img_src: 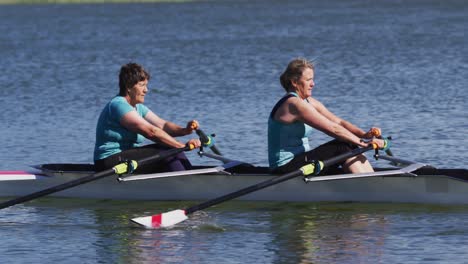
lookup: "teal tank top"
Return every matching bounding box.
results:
[94,96,149,161]
[268,92,313,169]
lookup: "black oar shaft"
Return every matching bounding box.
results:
[322,145,373,167]
[137,146,189,167]
[185,170,302,215]
[185,145,374,215]
[0,146,189,210]
[0,169,113,210]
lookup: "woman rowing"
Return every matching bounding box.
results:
[94,62,201,173]
[268,58,386,174]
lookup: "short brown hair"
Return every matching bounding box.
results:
[119,63,151,96]
[279,58,314,92]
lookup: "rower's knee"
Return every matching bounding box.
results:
[343,154,374,173]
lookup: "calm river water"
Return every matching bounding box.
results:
[0,0,467,263]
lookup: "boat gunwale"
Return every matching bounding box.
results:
[29,162,468,183]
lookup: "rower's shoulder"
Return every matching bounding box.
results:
[306,96,320,103]
[283,95,304,104]
[288,96,318,107]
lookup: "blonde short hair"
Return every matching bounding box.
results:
[279,58,314,92]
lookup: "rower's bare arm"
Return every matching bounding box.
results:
[162,121,194,137]
[144,111,193,137]
[295,100,366,147]
[310,97,366,138]
[144,111,167,129]
[120,111,186,148]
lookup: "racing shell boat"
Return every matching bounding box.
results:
[1,151,467,205]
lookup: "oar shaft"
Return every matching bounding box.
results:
[0,169,112,210]
[0,146,189,210]
[185,145,373,215]
[185,169,302,215]
[135,146,189,167]
[322,145,373,167]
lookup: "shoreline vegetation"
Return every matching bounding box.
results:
[0,0,195,4]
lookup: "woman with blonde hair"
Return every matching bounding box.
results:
[268,58,385,174]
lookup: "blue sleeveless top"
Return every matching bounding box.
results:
[268,92,313,169]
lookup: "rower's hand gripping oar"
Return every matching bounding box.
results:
[131,144,378,229]
[368,128,401,166]
[0,144,196,210]
[370,128,393,156]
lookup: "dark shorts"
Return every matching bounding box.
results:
[94,143,192,174]
[272,139,358,174]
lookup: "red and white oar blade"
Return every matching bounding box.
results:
[131,209,188,229]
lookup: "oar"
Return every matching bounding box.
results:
[0,145,194,210]
[196,129,222,156]
[369,128,399,167]
[370,128,393,156]
[131,144,377,229]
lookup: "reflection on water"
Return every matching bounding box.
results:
[3,199,468,263]
[266,204,387,263]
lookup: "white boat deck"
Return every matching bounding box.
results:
[0,171,48,181]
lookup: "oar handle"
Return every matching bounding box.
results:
[370,128,382,138]
[369,128,394,157]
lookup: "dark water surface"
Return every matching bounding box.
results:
[0,0,467,263]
